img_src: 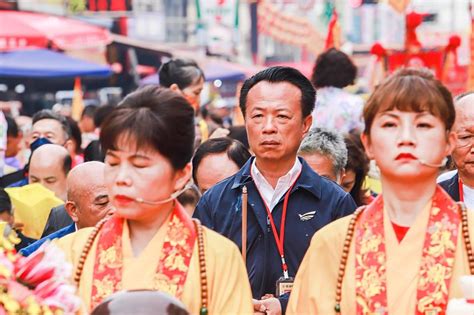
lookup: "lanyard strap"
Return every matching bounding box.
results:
[459,176,464,202]
[251,169,301,278]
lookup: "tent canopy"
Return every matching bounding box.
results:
[141,60,250,86]
[0,49,112,78]
[0,10,111,51]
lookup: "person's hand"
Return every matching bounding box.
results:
[253,297,282,315]
[12,222,24,231]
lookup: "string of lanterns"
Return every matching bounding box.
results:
[257,0,325,55]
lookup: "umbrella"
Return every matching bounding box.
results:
[0,10,111,51]
[0,49,112,78]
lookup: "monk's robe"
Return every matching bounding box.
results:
[58,214,253,314]
[288,188,474,315]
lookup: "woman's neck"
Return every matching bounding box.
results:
[127,201,174,257]
[255,156,296,188]
[381,175,437,226]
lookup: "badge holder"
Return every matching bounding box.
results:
[275,276,294,296]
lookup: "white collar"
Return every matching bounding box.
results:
[251,158,302,211]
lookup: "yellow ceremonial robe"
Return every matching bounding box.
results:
[58,218,253,314]
[287,201,474,315]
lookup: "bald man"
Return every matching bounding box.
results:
[440,92,474,209]
[28,144,71,201]
[20,162,113,256]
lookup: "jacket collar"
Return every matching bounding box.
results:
[231,156,322,199]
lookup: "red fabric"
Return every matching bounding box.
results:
[89,0,96,11]
[0,11,111,51]
[90,203,196,310]
[355,186,461,314]
[391,221,410,242]
[97,0,107,11]
[110,0,126,11]
[325,10,338,50]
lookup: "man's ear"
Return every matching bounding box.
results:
[445,130,457,157]
[336,169,346,186]
[63,139,75,155]
[302,115,313,138]
[169,84,181,93]
[65,201,79,223]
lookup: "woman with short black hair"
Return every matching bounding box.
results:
[58,86,253,314]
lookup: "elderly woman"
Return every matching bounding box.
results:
[310,48,364,133]
[288,68,474,315]
[58,86,253,314]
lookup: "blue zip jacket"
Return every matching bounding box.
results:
[193,157,357,312]
[19,223,76,257]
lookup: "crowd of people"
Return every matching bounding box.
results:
[0,48,473,315]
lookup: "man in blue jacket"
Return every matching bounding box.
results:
[193,67,357,314]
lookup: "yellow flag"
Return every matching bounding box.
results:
[71,77,84,121]
[6,184,64,239]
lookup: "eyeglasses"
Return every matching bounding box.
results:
[456,133,474,148]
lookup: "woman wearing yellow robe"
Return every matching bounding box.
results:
[58,86,253,314]
[288,68,474,315]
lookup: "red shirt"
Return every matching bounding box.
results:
[392,221,410,242]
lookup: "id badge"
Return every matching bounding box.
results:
[275,276,294,296]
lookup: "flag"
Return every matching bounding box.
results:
[6,184,63,239]
[71,77,84,121]
[468,10,474,90]
[325,9,341,50]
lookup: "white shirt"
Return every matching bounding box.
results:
[251,158,302,212]
[462,184,474,210]
[437,170,457,183]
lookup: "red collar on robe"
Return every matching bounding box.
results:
[355,186,460,315]
[90,202,196,310]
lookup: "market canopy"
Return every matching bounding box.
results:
[0,49,112,78]
[141,60,249,86]
[0,10,111,51]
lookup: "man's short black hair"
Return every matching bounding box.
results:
[239,66,316,118]
[0,188,12,215]
[192,137,251,185]
[66,117,82,154]
[81,104,98,119]
[311,48,357,89]
[94,104,115,129]
[5,115,19,138]
[32,109,71,140]
[62,153,72,176]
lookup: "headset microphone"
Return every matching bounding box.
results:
[134,181,195,205]
[418,157,448,168]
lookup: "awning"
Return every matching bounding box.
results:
[0,10,111,51]
[0,49,112,78]
[141,60,255,85]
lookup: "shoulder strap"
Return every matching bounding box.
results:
[74,217,109,286]
[458,202,474,274]
[334,206,365,314]
[193,218,209,315]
